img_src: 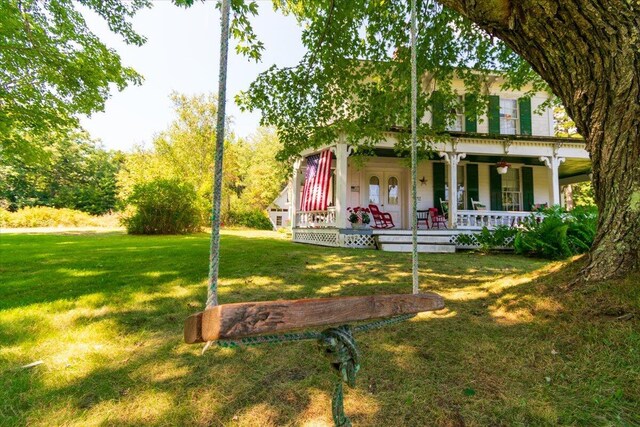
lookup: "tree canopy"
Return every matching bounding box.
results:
[235,0,547,160]
[0,0,148,159]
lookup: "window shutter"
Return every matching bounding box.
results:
[522,166,534,211]
[466,164,479,208]
[431,91,444,129]
[433,162,446,212]
[489,166,503,211]
[519,97,532,135]
[464,94,477,132]
[488,95,500,134]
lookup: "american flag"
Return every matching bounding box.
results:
[300,150,332,211]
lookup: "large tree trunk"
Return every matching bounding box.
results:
[440,0,640,281]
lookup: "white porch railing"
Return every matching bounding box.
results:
[295,207,336,228]
[456,210,543,230]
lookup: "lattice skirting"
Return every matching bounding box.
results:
[293,230,340,247]
[449,232,515,249]
[341,234,376,249]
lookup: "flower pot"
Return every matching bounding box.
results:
[497,166,509,175]
[351,223,364,230]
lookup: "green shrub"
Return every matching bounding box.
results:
[121,179,202,234]
[476,225,518,251]
[224,208,274,230]
[514,205,597,259]
[0,207,101,227]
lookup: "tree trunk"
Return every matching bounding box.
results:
[440,0,640,280]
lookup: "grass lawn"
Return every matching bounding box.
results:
[1,230,638,426]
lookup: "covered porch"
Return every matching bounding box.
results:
[290,132,591,250]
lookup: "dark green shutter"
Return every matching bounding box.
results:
[522,166,534,211]
[518,97,532,135]
[488,95,500,134]
[464,94,477,133]
[489,166,503,211]
[466,164,479,208]
[431,91,444,129]
[433,162,446,212]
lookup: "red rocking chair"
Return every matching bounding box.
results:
[368,204,396,229]
[428,207,447,229]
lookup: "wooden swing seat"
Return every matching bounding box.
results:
[184,292,444,344]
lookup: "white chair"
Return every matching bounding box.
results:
[471,199,487,211]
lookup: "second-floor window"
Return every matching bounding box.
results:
[500,99,519,134]
[446,95,464,132]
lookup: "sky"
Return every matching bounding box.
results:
[79,1,306,152]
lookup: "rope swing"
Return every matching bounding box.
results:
[185,1,443,425]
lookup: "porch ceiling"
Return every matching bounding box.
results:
[558,158,592,178]
[362,150,591,179]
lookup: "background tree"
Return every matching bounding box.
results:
[0,130,122,214]
[232,0,638,281]
[0,0,148,160]
[118,93,286,226]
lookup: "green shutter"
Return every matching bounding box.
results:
[431,91,444,129]
[488,95,500,134]
[464,94,477,133]
[518,97,532,135]
[522,166,534,211]
[466,163,479,208]
[433,162,446,212]
[489,166,503,211]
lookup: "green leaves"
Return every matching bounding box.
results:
[234,0,543,161]
[0,0,147,155]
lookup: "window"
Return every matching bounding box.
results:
[276,216,282,226]
[369,176,380,204]
[500,99,518,135]
[502,168,521,211]
[388,176,399,205]
[444,165,466,209]
[446,95,464,132]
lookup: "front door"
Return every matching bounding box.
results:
[366,171,403,227]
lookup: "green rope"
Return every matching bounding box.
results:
[214,314,416,348]
[318,325,360,427]
[206,0,231,308]
[410,0,419,295]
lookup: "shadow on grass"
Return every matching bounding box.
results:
[2,232,638,426]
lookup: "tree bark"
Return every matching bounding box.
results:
[439,0,640,281]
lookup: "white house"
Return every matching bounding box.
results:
[267,184,291,230]
[289,75,591,252]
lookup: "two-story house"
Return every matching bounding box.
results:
[287,74,591,252]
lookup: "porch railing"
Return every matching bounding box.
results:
[456,210,543,230]
[295,207,336,228]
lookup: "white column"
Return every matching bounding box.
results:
[440,151,466,228]
[333,142,349,229]
[290,159,302,229]
[540,156,565,206]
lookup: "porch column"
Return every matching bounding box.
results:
[333,142,349,229]
[539,156,565,206]
[440,151,466,228]
[290,158,302,228]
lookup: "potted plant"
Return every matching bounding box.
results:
[347,207,371,229]
[496,160,511,175]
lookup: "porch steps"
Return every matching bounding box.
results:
[373,230,457,253]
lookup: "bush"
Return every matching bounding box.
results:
[0,207,101,227]
[121,179,202,234]
[476,225,518,251]
[514,205,597,259]
[224,208,274,230]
